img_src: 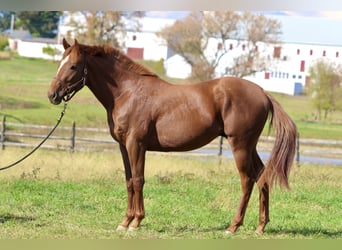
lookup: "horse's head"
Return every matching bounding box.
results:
[48,38,87,105]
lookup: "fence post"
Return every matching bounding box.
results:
[1,115,6,150]
[218,136,223,156]
[296,132,300,167]
[70,121,76,152]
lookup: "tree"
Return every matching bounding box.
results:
[226,12,281,77]
[308,59,342,120]
[0,11,15,32]
[16,11,62,38]
[158,11,282,81]
[65,11,144,48]
[157,12,209,80]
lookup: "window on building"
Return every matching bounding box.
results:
[300,60,305,72]
[297,49,300,55]
[264,72,270,79]
[310,49,313,56]
[273,46,281,58]
[323,50,326,57]
[336,52,339,58]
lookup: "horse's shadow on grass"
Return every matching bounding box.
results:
[0,213,35,224]
[266,228,342,238]
[196,225,342,238]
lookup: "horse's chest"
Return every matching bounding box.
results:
[111,114,149,144]
[111,96,152,143]
[111,124,126,143]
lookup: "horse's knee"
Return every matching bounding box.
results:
[132,176,145,191]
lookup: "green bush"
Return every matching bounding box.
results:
[0,35,9,51]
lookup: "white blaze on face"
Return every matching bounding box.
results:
[57,55,70,75]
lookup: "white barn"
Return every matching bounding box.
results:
[17,38,63,60]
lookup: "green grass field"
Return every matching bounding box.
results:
[0,148,341,239]
[0,56,341,239]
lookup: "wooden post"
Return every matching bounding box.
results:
[71,121,76,152]
[296,132,300,167]
[1,116,5,150]
[218,136,223,156]
[218,136,223,165]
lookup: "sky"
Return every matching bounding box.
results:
[145,11,342,46]
[261,11,342,46]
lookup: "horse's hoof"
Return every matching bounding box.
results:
[116,225,128,231]
[255,229,264,235]
[224,230,234,236]
[255,225,265,235]
[128,226,139,232]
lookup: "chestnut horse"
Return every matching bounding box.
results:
[48,39,297,234]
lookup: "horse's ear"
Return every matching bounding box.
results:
[74,39,80,50]
[74,39,80,48]
[62,38,70,50]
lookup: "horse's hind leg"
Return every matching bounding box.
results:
[226,140,255,234]
[256,181,269,234]
[226,140,270,234]
[253,150,270,234]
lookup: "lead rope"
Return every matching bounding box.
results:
[0,102,68,171]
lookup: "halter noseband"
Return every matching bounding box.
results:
[62,66,87,102]
[54,53,88,102]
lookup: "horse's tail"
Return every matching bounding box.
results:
[258,92,297,190]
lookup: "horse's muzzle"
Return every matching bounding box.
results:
[48,91,63,105]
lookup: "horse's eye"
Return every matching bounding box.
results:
[70,65,77,71]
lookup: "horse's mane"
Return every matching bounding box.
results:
[80,44,158,77]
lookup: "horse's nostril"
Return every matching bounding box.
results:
[52,92,58,101]
[48,91,61,105]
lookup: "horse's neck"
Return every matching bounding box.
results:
[85,69,115,110]
[85,59,135,111]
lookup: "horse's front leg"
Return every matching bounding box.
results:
[119,140,146,231]
[129,175,145,230]
[117,145,135,230]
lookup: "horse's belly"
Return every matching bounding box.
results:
[148,123,220,152]
[149,136,218,152]
[149,97,223,151]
